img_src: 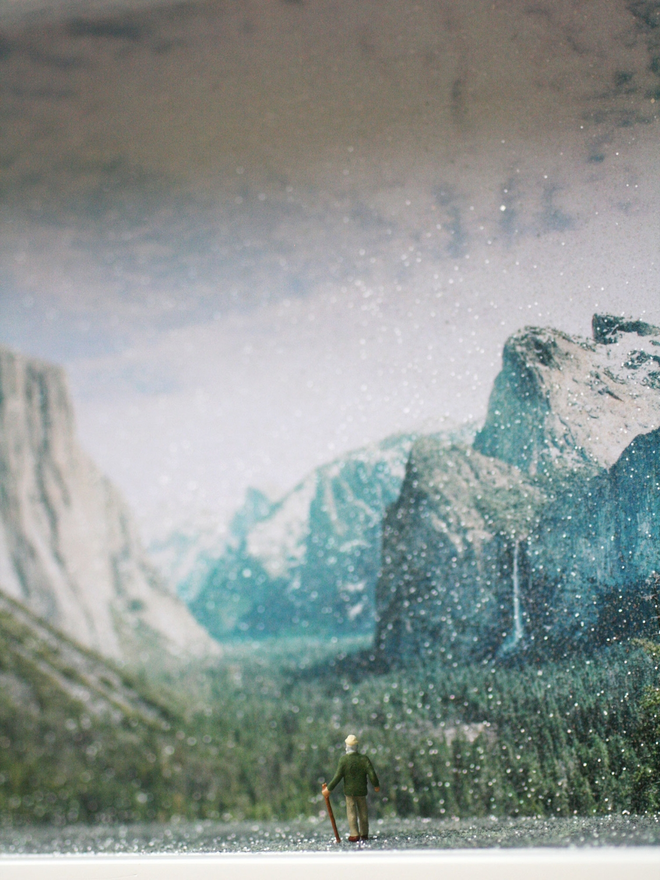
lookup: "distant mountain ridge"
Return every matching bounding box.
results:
[0,346,216,662]
[375,315,660,665]
[159,434,418,639]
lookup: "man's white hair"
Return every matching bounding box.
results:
[345,733,359,753]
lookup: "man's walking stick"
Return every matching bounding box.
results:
[322,784,341,843]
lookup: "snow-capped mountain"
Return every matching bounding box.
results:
[175,435,417,639]
[148,488,275,604]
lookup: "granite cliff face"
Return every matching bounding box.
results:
[376,316,660,664]
[375,439,542,664]
[524,424,660,655]
[0,347,216,661]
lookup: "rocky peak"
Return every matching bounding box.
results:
[0,346,217,662]
[474,317,660,475]
[177,434,415,639]
[592,313,660,345]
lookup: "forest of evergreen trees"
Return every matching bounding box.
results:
[3,635,660,824]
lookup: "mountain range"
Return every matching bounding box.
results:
[196,435,418,639]
[12,312,658,665]
[153,434,418,639]
[155,313,660,660]
[375,315,660,664]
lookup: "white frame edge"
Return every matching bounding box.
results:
[1,848,659,880]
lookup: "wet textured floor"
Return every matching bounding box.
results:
[1,816,660,854]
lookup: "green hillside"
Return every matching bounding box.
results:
[0,592,220,825]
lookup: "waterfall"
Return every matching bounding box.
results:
[512,541,523,644]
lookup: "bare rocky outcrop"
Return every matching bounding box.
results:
[0,346,217,661]
[375,316,660,665]
[374,439,542,664]
[473,315,660,474]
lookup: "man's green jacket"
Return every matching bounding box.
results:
[327,752,380,797]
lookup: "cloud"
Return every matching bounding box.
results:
[432,185,469,258]
[539,184,573,233]
[66,16,149,40]
[2,0,660,535]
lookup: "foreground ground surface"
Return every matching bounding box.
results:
[1,816,660,854]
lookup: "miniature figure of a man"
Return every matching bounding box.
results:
[322,733,380,842]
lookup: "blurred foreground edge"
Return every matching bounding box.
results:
[1,849,660,880]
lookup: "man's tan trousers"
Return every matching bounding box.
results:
[345,795,369,839]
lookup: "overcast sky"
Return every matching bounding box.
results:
[1,0,659,540]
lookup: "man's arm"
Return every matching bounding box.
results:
[366,756,380,791]
[324,755,346,792]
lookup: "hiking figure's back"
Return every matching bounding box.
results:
[322,734,380,841]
